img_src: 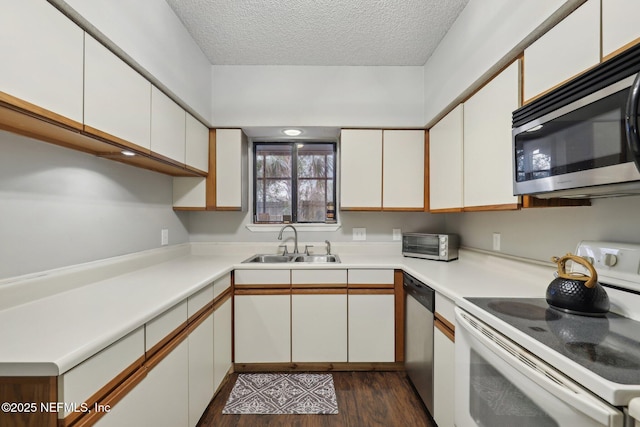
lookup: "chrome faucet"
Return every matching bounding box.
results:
[325,240,331,255]
[277,225,299,254]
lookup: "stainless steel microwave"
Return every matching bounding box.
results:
[512,43,640,198]
[402,233,459,261]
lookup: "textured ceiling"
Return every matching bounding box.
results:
[164,0,469,66]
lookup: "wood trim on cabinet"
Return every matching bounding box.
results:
[347,288,394,295]
[347,283,394,289]
[233,362,404,373]
[144,324,191,372]
[234,288,291,296]
[602,36,640,62]
[58,355,145,427]
[291,288,347,295]
[381,207,425,212]
[394,270,405,363]
[71,366,148,427]
[429,207,464,214]
[206,129,216,210]
[463,203,520,212]
[424,130,430,212]
[83,125,152,156]
[213,206,244,211]
[523,63,600,105]
[0,376,57,427]
[213,288,232,310]
[233,284,291,290]
[434,313,455,335]
[145,320,189,361]
[521,195,590,208]
[434,316,455,343]
[0,91,83,131]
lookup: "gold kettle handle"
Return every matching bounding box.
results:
[551,253,598,289]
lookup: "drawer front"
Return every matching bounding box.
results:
[58,327,144,418]
[187,283,214,319]
[145,300,188,352]
[213,273,231,298]
[291,269,347,286]
[234,269,290,286]
[435,293,456,327]
[348,269,394,286]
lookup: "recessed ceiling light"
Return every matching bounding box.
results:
[121,150,136,157]
[283,128,302,136]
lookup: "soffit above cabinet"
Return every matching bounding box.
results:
[164,0,469,66]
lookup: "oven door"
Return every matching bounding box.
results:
[455,308,624,427]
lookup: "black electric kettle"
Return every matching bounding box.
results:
[546,253,610,316]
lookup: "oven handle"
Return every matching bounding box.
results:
[625,72,640,173]
[456,309,623,427]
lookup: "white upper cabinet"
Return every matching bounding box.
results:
[215,129,248,210]
[84,35,151,150]
[185,114,209,172]
[0,0,84,125]
[151,86,186,164]
[340,129,383,209]
[463,60,520,209]
[523,0,600,101]
[429,105,464,211]
[602,0,640,59]
[383,130,425,210]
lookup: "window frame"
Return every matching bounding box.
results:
[252,141,337,224]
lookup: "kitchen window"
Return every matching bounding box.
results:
[253,142,336,224]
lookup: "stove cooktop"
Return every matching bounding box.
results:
[465,297,640,386]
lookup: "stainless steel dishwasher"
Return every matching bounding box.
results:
[404,272,435,414]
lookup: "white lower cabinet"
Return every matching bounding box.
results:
[433,322,455,427]
[348,294,395,362]
[188,313,214,427]
[95,340,189,427]
[214,297,232,391]
[234,294,291,363]
[291,293,347,362]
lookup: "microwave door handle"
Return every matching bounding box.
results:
[625,72,640,172]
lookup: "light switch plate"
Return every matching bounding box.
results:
[492,232,501,251]
[393,229,402,241]
[161,229,169,246]
[353,228,366,241]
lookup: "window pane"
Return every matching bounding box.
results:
[298,179,326,222]
[298,154,326,178]
[265,179,292,217]
[255,156,264,179]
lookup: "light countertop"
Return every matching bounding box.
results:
[0,244,554,376]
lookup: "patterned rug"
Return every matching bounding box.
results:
[222,373,339,415]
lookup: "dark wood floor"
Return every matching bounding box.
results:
[197,371,435,427]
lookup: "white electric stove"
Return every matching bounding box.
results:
[456,241,640,427]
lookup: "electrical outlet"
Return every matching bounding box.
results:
[353,228,367,241]
[393,228,402,241]
[161,229,169,246]
[492,232,501,251]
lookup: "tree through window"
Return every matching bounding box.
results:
[254,142,336,223]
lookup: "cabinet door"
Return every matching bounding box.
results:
[433,327,455,427]
[151,86,186,164]
[602,0,640,59]
[291,293,347,362]
[213,297,232,392]
[173,177,207,209]
[186,114,209,172]
[348,293,395,362]
[215,129,248,210]
[340,129,383,209]
[84,35,151,150]
[0,0,84,124]
[234,294,291,363]
[383,130,425,210]
[463,60,520,209]
[95,340,189,427]
[188,313,214,427]
[429,105,464,211]
[524,0,600,101]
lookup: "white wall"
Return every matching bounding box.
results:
[50,0,212,123]
[423,0,583,126]
[188,211,445,245]
[0,131,189,280]
[446,197,640,262]
[212,65,424,127]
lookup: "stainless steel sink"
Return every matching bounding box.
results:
[293,255,340,263]
[242,253,340,263]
